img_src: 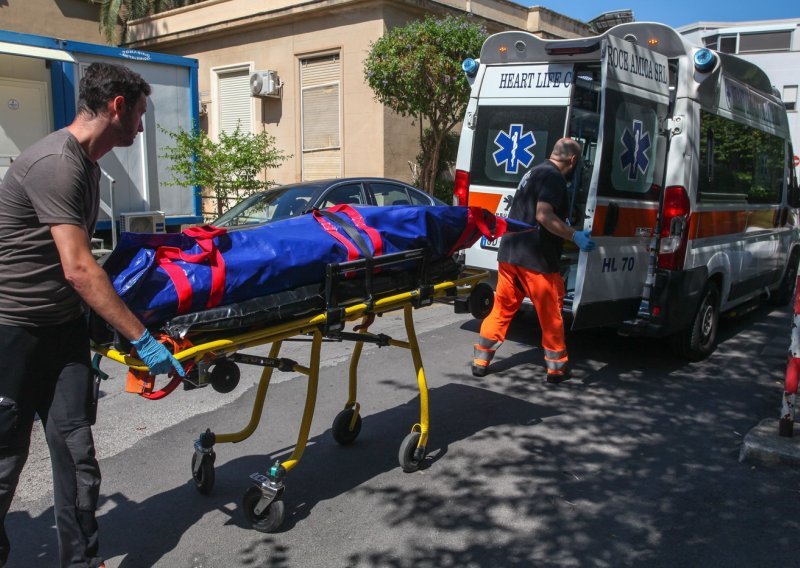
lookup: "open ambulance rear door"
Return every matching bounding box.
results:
[570,34,671,329]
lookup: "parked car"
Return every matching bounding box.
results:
[212,177,447,227]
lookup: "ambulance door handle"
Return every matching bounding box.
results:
[603,202,619,236]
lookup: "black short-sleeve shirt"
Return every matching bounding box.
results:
[497,160,569,274]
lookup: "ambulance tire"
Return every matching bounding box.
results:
[769,251,799,306]
[469,283,495,320]
[242,486,285,533]
[672,281,720,362]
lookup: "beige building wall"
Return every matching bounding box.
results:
[0,0,106,44]
[124,0,591,190]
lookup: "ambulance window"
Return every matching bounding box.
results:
[596,90,662,201]
[470,106,568,188]
[698,110,783,205]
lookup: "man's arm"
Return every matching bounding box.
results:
[50,223,145,341]
[535,200,575,241]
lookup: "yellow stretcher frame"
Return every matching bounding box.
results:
[93,268,489,532]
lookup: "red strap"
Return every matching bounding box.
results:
[447,207,509,256]
[312,210,361,261]
[328,204,384,257]
[154,225,228,315]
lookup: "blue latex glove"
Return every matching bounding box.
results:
[132,330,185,377]
[572,230,597,252]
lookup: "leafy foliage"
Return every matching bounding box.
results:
[159,123,289,218]
[90,0,202,44]
[364,15,485,194]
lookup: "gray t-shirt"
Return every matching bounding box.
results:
[0,128,100,327]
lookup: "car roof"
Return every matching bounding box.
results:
[276,177,416,191]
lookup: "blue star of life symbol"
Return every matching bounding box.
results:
[619,119,651,181]
[493,124,535,174]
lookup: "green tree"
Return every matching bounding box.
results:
[159,123,289,218]
[364,15,486,195]
[89,0,201,44]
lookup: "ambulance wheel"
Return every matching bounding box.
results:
[191,452,215,495]
[469,283,494,320]
[398,431,424,473]
[769,251,799,306]
[332,409,362,445]
[673,281,720,362]
[242,486,285,533]
[210,360,240,394]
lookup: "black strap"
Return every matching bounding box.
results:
[316,209,373,259]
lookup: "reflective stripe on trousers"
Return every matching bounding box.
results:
[477,261,568,372]
[473,337,503,367]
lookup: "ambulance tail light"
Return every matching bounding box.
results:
[657,186,690,270]
[454,169,470,207]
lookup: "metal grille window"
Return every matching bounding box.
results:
[783,85,797,111]
[217,68,252,135]
[301,54,341,180]
[739,31,792,53]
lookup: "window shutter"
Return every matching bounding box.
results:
[301,54,341,180]
[218,69,252,135]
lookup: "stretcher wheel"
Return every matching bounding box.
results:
[332,409,362,445]
[210,360,240,394]
[242,486,285,533]
[191,452,216,495]
[469,282,494,320]
[398,431,424,473]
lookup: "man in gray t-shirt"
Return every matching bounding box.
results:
[0,62,183,568]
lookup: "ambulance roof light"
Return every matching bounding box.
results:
[462,58,479,77]
[693,48,716,73]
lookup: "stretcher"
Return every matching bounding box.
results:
[91,247,492,533]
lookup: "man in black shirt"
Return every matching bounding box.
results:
[472,138,596,382]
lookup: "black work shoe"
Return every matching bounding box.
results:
[472,364,488,377]
[545,370,571,384]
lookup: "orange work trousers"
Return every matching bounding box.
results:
[473,262,568,377]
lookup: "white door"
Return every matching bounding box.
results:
[570,35,670,329]
[0,78,50,181]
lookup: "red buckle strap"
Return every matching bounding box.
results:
[447,206,509,256]
[312,210,361,261]
[155,225,228,315]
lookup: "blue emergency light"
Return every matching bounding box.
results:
[693,48,716,73]
[462,58,479,77]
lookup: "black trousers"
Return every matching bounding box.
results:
[0,317,102,568]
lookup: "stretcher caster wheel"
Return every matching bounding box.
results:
[191,452,216,495]
[242,486,285,533]
[332,408,362,445]
[469,282,494,320]
[398,431,425,472]
[210,360,240,394]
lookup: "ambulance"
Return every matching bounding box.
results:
[454,22,800,360]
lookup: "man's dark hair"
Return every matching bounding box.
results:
[77,62,151,116]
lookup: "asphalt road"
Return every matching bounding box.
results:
[7,300,799,567]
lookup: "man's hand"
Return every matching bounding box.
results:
[572,230,597,252]
[132,330,186,376]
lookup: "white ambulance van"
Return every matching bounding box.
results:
[455,22,800,360]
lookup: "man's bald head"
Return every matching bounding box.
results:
[550,138,582,162]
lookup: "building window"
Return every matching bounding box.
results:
[300,53,341,180]
[702,35,718,50]
[718,36,737,53]
[784,85,798,112]
[216,67,252,135]
[738,31,792,53]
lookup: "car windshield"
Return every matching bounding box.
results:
[213,186,317,227]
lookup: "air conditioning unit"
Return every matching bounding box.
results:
[119,211,166,234]
[250,70,281,98]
